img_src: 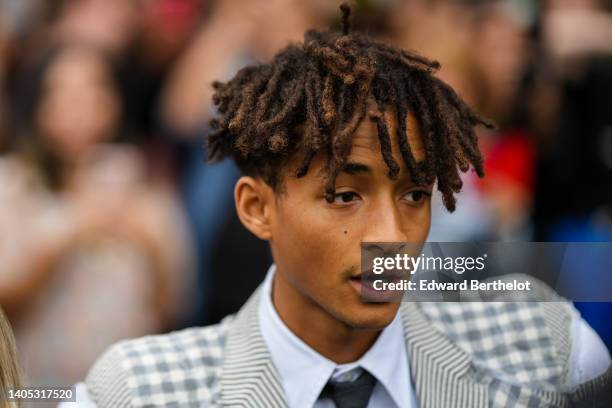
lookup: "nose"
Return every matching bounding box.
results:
[361,202,407,245]
[361,206,408,267]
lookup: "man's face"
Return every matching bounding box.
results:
[267,104,432,330]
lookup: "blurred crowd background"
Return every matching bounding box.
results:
[0,0,611,394]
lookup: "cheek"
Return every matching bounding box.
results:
[406,201,432,241]
[276,205,339,258]
[272,199,354,284]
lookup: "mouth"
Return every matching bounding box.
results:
[348,269,408,302]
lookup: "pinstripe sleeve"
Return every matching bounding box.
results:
[570,363,612,408]
[84,342,132,408]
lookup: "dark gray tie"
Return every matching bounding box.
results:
[320,369,377,408]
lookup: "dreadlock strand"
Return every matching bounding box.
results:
[402,73,438,183]
[295,148,317,178]
[322,74,336,127]
[340,2,351,35]
[391,73,424,184]
[370,114,400,179]
[256,77,306,136]
[228,70,271,133]
[425,78,471,173]
[304,70,325,150]
[254,63,292,125]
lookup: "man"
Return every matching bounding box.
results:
[72,4,611,407]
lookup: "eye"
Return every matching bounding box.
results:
[333,191,361,204]
[404,190,431,204]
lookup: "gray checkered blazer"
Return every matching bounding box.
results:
[85,275,611,407]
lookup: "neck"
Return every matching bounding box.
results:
[271,269,381,364]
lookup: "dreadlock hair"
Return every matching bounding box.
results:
[206,3,493,212]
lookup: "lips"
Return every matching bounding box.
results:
[349,269,409,302]
[350,269,406,282]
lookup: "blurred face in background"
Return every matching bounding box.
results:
[218,0,343,59]
[35,47,121,162]
[58,0,141,56]
[472,8,528,122]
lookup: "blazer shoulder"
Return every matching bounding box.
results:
[85,315,236,408]
[416,275,578,391]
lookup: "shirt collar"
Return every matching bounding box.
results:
[258,264,412,408]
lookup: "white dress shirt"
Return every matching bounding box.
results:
[259,264,418,408]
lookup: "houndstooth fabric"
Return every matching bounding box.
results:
[85,316,235,407]
[420,301,576,407]
[85,274,611,407]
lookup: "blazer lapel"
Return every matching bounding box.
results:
[400,302,489,408]
[220,286,289,407]
[220,287,489,407]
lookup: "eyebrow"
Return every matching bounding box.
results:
[339,161,372,175]
[337,160,432,188]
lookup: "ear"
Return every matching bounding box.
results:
[234,176,273,241]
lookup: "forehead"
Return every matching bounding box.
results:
[283,100,427,185]
[46,49,108,87]
[347,102,426,168]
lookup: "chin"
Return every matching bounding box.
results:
[340,301,401,331]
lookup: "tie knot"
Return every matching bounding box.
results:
[320,369,377,408]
